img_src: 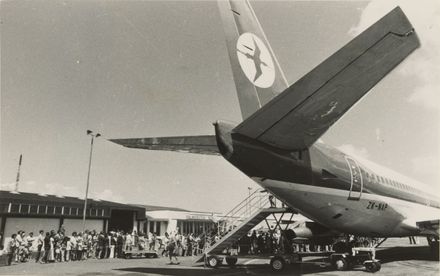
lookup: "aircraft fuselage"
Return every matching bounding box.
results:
[214,121,440,237]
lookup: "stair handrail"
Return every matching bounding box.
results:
[219,191,262,223]
[217,191,270,234]
[221,188,263,220]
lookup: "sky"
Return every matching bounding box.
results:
[1,0,439,213]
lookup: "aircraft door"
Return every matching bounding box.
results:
[345,156,363,200]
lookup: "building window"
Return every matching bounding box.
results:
[37,205,45,214]
[70,207,78,216]
[10,203,19,213]
[149,221,155,234]
[20,204,30,214]
[30,205,38,214]
[55,206,62,215]
[156,222,161,236]
[47,206,55,214]
[143,220,148,234]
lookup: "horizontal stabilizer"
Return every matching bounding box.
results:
[233,7,420,150]
[109,135,219,155]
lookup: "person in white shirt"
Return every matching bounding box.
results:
[66,237,72,261]
[35,230,45,263]
[70,233,77,261]
[125,233,133,251]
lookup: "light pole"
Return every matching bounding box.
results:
[82,130,101,232]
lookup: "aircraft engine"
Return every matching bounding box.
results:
[285,221,337,244]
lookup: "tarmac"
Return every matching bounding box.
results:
[0,238,438,276]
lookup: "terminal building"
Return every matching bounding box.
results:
[139,204,220,236]
[0,190,146,246]
[0,190,219,247]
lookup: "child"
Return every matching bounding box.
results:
[6,234,17,265]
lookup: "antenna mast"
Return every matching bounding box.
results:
[15,154,22,192]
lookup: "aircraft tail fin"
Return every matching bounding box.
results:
[217,0,288,120]
[232,7,419,150]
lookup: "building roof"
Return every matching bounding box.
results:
[0,190,145,219]
[0,190,220,220]
[133,204,189,212]
[133,204,221,215]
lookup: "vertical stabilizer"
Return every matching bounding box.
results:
[217,0,288,120]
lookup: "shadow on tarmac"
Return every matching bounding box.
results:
[115,246,438,275]
[115,265,335,276]
[115,267,247,276]
[377,246,438,263]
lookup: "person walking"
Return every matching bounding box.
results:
[6,234,17,265]
[166,232,179,265]
[35,230,44,263]
[65,237,72,262]
[42,232,51,263]
[96,232,104,259]
[269,194,276,207]
[48,231,55,262]
[161,232,169,257]
[110,233,116,258]
[116,232,124,258]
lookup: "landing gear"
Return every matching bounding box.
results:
[330,247,381,273]
[364,260,381,273]
[270,256,286,272]
[206,255,222,268]
[331,255,348,271]
[225,256,238,266]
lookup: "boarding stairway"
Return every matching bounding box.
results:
[196,189,293,262]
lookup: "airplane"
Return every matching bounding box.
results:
[110,0,439,259]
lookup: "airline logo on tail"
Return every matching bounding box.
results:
[236,33,275,88]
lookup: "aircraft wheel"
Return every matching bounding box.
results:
[374,261,381,272]
[206,255,220,268]
[365,262,372,272]
[225,256,238,266]
[270,256,285,272]
[365,261,381,273]
[334,257,348,271]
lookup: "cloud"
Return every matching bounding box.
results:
[350,0,440,110]
[1,180,124,203]
[0,182,16,190]
[1,180,38,192]
[91,189,124,203]
[337,144,370,159]
[0,180,82,197]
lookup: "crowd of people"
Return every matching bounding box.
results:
[0,226,208,266]
[0,225,392,267]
